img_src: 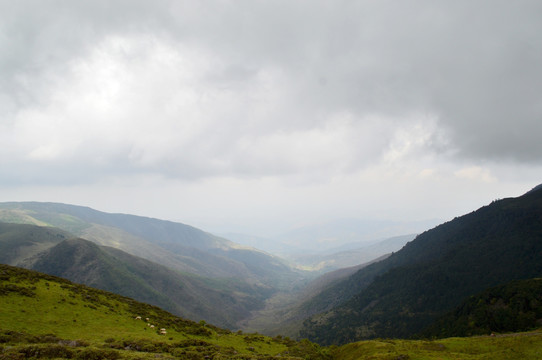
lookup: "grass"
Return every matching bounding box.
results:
[334,332,542,359]
[0,264,330,359]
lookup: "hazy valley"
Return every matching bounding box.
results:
[1,184,542,359]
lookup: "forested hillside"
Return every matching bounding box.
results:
[300,185,542,344]
[424,278,542,338]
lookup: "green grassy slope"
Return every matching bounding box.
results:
[300,185,542,344]
[334,332,542,360]
[0,264,331,359]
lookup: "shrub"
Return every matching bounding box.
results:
[74,348,120,360]
[18,344,73,359]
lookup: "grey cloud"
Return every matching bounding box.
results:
[1,0,541,187]
[168,1,542,164]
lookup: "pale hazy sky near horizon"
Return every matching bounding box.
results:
[1,0,541,237]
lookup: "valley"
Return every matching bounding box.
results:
[1,184,542,359]
[3,2,541,358]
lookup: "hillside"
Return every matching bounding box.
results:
[300,185,542,345]
[0,202,304,288]
[0,222,71,266]
[333,331,542,360]
[0,263,331,359]
[0,222,274,329]
[239,255,389,338]
[2,263,542,360]
[424,278,542,338]
[33,238,272,329]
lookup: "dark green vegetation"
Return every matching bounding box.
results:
[300,185,542,345]
[0,264,331,360]
[0,202,309,329]
[424,278,542,338]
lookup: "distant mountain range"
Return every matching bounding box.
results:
[0,202,299,285]
[0,202,309,329]
[274,218,440,254]
[299,184,542,344]
[222,218,439,259]
[288,234,415,272]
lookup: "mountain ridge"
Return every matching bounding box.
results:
[0,222,279,329]
[300,184,542,344]
[0,201,305,288]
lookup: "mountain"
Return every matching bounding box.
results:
[220,232,303,258]
[276,217,440,253]
[289,234,415,272]
[0,263,331,360]
[300,184,542,345]
[0,222,272,328]
[0,202,305,289]
[0,222,71,266]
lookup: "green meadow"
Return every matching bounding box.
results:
[0,264,330,359]
[334,332,542,360]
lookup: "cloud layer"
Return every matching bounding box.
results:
[1,1,541,234]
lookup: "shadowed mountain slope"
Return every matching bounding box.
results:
[423,278,542,338]
[0,222,71,266]
[300,184,542,345]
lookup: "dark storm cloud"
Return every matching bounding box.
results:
[1,0,541,186]
[162,0,542,163]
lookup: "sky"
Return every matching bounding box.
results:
[1,0,541,238]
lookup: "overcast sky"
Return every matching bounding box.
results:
[1,0,541,237]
